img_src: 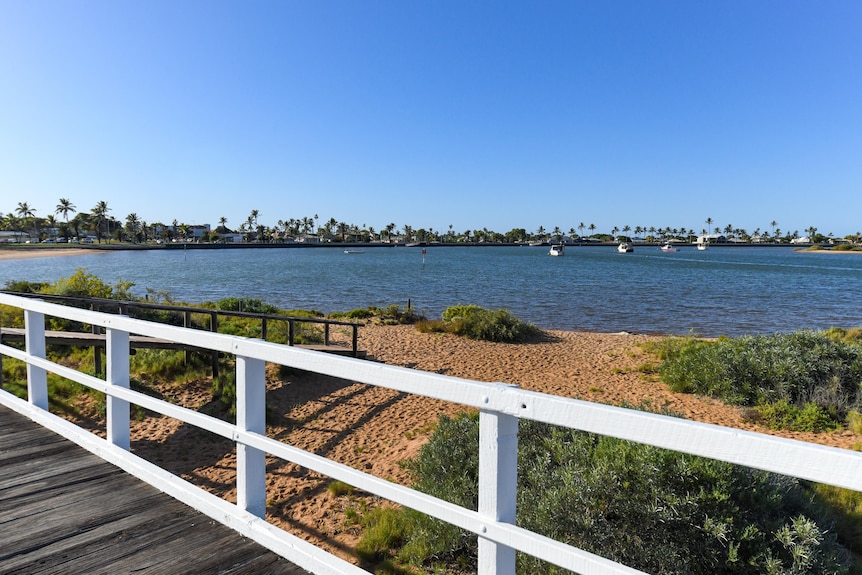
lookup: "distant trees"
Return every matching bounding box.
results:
[15,202,37,241]
[91,201,111,243]
[55,198,76,239]
[125,213,142,243]
[3,197,855,247]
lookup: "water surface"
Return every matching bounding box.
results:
[2,245,860,337]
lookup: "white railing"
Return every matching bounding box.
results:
[2,292,862,575]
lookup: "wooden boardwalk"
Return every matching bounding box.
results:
[0,407,311,575]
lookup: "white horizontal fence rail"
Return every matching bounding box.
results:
[2,293,862,575]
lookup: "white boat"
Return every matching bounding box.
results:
[548,244,565,256]
[617,243,633,253]
[660,243,677,252]
[697,242,708,251]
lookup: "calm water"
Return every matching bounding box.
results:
[2,245,861,337]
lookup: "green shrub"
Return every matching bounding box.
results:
[435,305,539,343]
[41,268,134,300]
[210,297,281,314]
[330,305,425,325]
[655,331,862,426]
[355,506,410,564]
[3,279,48,293]
[824,327,862,346]
[754,400,839,433]
[392,413,850,574]
[811,483,862,558]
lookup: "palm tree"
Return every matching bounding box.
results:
[55,198,76,227]
[705,217,713,238]
[806,226,818,244]
[91,201,111,243]
[44,215,57,240]
[588,223,596,238]
[71,212,89,241]
[4,213,25,242]
[15,202,37,241]
[125,213,141,243]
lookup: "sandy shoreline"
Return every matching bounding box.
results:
[0,247,101,260]
[112,322,860,566]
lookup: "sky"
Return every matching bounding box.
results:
[1,1,861,238]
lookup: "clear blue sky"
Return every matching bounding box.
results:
[2,1,860,238]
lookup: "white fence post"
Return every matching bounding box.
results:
[106,328,131,450]
[23,310,48,410]
[236,355,267,518]
[478,409,519,575]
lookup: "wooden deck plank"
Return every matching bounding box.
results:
[0,407,311,575]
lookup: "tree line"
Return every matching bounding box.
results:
[2,199,859,245]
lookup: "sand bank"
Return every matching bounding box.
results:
[0,247,99,260]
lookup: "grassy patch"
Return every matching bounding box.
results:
[327,480,355,497]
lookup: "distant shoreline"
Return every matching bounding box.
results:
[1,241,857,261]
[0,247,111,261]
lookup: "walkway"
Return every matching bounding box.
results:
[0,407,310,575]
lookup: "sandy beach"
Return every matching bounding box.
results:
[0,247,98,260]
[109,322,860,566]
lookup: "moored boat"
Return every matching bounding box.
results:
[617,243,633,253]
[548,244,565,256]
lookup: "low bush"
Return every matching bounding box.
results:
[753,399,839,433]
[2,279,48,293]
[329,305,425,325]
[653,331,862,428]
[420,304,539,343]
[387,412,851,574]
[209,297,281,314]
[40,268,135,300]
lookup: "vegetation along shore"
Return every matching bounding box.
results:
[4,199,861,247]
[3,271,862,573]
